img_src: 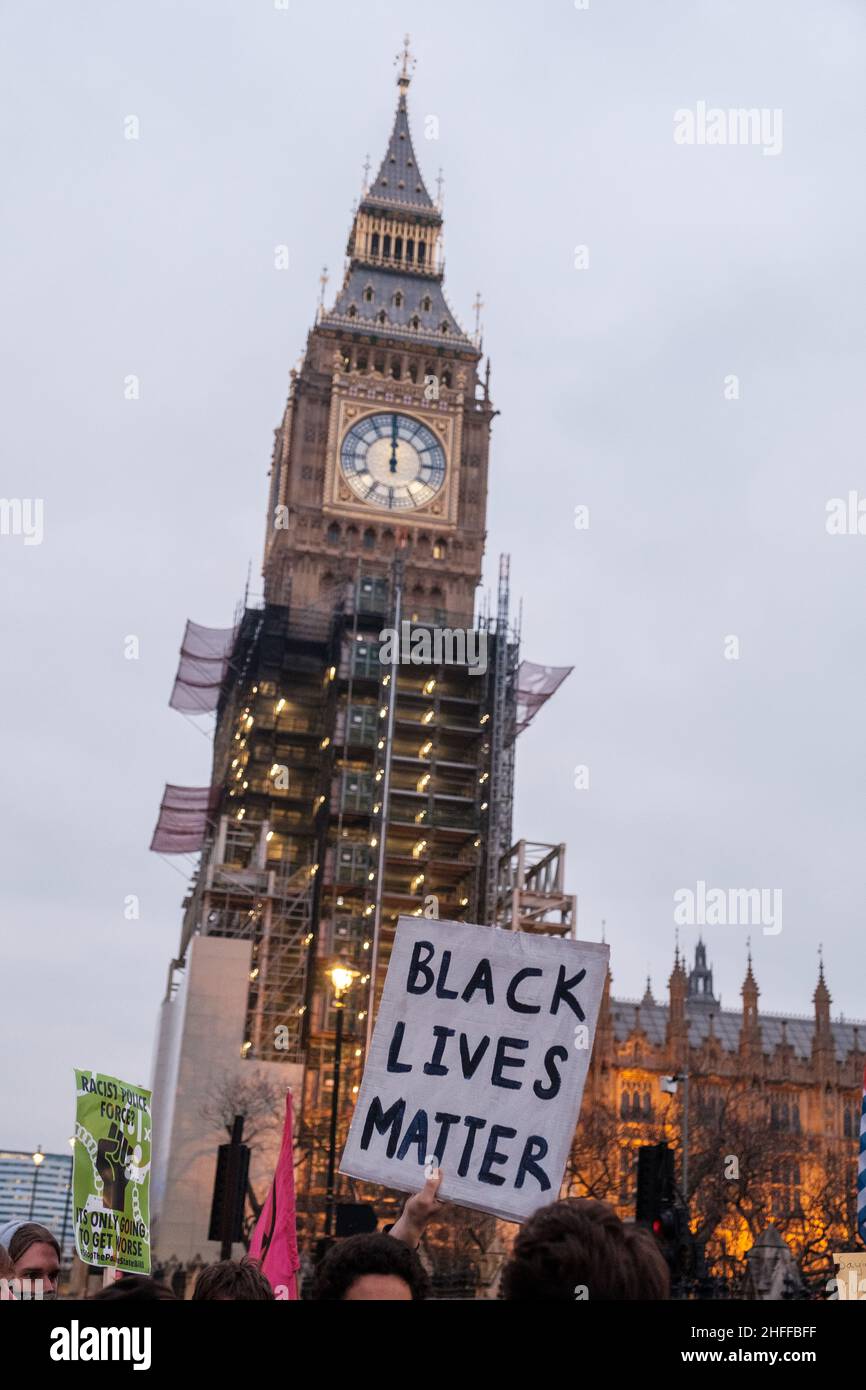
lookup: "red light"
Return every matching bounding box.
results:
[652,1219,663,1236]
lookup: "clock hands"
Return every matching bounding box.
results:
[388,413,399,474]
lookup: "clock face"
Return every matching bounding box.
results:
[340,412,447,511]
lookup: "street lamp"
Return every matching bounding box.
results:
[324,964,360,1235]
[661,1072,690,1206]
[29,1146,45,1220]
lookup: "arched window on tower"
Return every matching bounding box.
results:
[393,291,404,309]
[417,242,426,266]
[406,238,415,263]
[378,311,387,325]
[620,1092,629,1120]
[383,234,392,259]
[394,237,403,261]
[326,522,340,546]
[363,528,375,551]
[422,295,432,313]
[363,285,374,304]
[371,233,380,257]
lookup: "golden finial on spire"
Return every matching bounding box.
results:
[317,266,329,321]
[472,291,484,345]
[395,33,415,89]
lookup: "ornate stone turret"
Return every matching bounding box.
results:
[739,946,761,1058]
[812,950,834,1073]
[667,943,689,1064]
[687,938,718,1007]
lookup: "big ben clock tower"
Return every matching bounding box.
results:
[263,39,493,626]
[151,43,546,1255]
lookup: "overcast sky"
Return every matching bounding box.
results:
[3,0,865,1152]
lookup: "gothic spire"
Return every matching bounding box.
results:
[364,36,436,214]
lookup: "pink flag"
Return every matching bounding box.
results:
[249,1091,300,1300]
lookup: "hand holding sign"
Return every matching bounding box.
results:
[340,918,609,1224]
[389,1169,445,1249]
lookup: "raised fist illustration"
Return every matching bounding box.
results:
[96,1123,132,1211]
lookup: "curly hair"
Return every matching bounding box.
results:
[192,1257,274,1301]
[311,1234,430,1301]
[500,1198,670,1301]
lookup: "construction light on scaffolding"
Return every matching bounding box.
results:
[420,740,432,758]
[321,737,331,750]
[328,666,336,681]
[480,713,489,725]
[276,698,286,713]
[413,840,427,858]
[266,830,274,842]
[424,678,436,694]
[422,710,434,725]
[380,707,388,718]
[418,774,430,792]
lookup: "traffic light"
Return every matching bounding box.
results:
[208,1128,251,1247]
[636,1142,675,1224]
[635,1142,695,1288]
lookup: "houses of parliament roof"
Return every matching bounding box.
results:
[610,941,864,1065]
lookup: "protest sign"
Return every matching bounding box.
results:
[340,917,609,1223]
[72,1069,152,1274]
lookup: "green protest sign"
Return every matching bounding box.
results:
[72,1069,152,1275]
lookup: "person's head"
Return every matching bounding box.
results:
[312,1233,429,1301]
[192,1257,274,1301]
[5,1223,61,1299]
[500,1198,670,1301]
[91,1276,177,1301]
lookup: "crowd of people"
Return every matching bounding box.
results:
[0,1172,669,1302]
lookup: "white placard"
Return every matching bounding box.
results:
[340,916,609,1223]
